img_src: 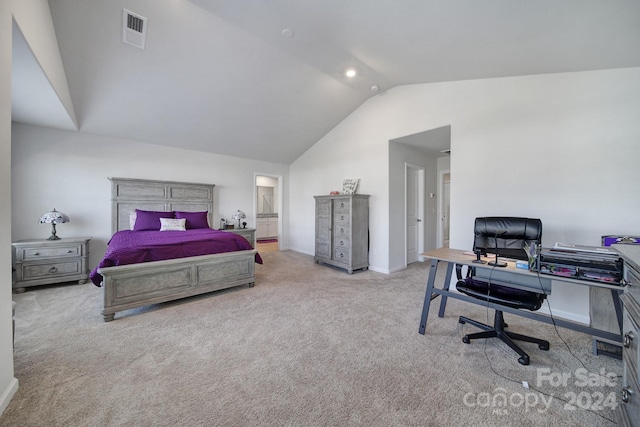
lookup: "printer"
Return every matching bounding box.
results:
[536,243,623,284]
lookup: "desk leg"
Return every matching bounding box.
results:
[419,259,439,334]
[437,262,454,318]
[611,288,624,334]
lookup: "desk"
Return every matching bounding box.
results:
[418,248,623,344]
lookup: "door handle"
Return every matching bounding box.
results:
[417,219,422,222]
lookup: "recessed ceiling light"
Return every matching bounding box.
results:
[281,28,294,38]
[345,69,357,78]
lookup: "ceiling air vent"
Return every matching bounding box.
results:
[122,9,147,49]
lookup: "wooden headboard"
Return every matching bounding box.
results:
[110,177,215,234]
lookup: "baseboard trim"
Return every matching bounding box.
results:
[387,266,405,274]
[537,306,590,325]
[0,377,18,416]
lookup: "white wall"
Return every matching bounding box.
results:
[290,67,640,322]
[0,0,17,417]
[11,123,290,270]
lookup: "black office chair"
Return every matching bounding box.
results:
[456,217,549,365]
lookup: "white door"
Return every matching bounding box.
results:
[406,165,423,264]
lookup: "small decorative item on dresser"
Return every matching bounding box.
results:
[39,209,70,240]
[232,210,246,228]
[342,179,359,195]
[242,221,247,229]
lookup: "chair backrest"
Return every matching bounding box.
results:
[473,217,542,261]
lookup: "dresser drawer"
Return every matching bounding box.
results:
[334,225,350,237]
[334,237,351,249]
[621,361,640,425]
[626,265,640,306]
[333,198,351,212]
[334,248,350,264]
[22,260,82,280]
[623,309,640,385]
[334,212,350,226]
[19,244,82,261]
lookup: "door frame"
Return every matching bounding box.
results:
[436,168,450,248]
[254,172,284,250]
[405,162,425,267]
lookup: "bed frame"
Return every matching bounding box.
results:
[98,177,256,322]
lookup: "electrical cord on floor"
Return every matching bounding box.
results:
[466,255,618,423]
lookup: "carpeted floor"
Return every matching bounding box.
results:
[4,250,622,426]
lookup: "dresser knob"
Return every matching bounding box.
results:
[340,202,345,208]
[32,252,39,256]
[624,332,634,348]
[340,215,344,221]
[67,250,74,254]
[49,266,58,274]
[622,386,633,404]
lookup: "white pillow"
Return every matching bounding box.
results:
[159,217,187,231]
[129,211,137,230]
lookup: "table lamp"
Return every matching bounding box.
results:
[232,210,246,228]
[39,209,70,240]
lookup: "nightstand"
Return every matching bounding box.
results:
[12,237,91,293]
[221,228,256,248]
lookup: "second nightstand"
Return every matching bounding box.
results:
[221,228,256,248]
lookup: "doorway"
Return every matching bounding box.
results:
[437,170,450,248]
[406,163,425,265]
[255,174,283,252]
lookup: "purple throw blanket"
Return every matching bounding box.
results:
[90,229,262,286]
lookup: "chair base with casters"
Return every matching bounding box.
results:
[457,278,549,365]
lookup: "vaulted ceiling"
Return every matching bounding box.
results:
[12,0,640,163]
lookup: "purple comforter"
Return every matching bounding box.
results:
[90,229,262,286]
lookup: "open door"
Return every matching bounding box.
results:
[406,164,424,264]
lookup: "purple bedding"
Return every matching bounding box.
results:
[90,229,262,286]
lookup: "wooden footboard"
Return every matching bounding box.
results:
[98,249,256,321]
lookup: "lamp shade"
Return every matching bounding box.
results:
[39,209,70,240]
[232,209,246,228]
[232,210,246,221]
[39,209,70,224]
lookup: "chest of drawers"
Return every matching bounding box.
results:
[614,244,640,427]
[314,194,369,274]
[12,237,91,293]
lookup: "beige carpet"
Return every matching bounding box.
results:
[4,250,622,426]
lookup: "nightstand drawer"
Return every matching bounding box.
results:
[19,244,82,261]
[22,260,82,280]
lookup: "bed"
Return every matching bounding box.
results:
[95,177,259,322]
